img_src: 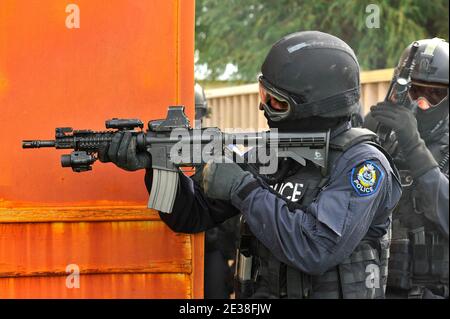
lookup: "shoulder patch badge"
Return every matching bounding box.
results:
[350,161,384,196]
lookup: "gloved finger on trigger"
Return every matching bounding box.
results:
[108,132,123,163]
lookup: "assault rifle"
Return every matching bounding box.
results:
[23,106,330,212]
[377,41,420,143]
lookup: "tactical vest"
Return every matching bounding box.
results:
[235,128,395,299]
[387,134,449,298]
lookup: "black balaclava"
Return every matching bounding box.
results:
[264,111,350,132]
[416,97,449,142]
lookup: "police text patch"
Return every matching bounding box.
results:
[350,161,384,196]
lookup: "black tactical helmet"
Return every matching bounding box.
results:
[396,38,449,85]
[194,83,208,123]
[397,38,449,138]
[259,31,360,122]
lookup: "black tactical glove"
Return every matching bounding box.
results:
[202,158,254,201]
[370,101,438,177]
[98,131,151,171]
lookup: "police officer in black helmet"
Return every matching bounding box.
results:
[101,31,402,298]
[365,38,449,299]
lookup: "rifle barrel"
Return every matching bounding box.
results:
[22,140,56,148]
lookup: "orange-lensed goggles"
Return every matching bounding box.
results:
[258,76,295,122]
[409,82,448,110]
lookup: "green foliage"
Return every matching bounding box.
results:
[195,0,449,82]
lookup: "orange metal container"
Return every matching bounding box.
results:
[0,0,202,298]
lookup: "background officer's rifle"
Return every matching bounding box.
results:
[377,41,420,143]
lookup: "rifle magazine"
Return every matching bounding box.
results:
[148,169,179,214]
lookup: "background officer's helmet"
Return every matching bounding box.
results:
[396,38,449,137]
[396,38,449,111]
[195,83,209,128]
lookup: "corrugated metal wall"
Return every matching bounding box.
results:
[204,69,394,130]
[0,206,198,298]
[0,0,202,299]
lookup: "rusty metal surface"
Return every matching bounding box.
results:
[0,273,191,298]
[0,0,194,205]
[0,205,161,223]
[0,207,203,298]
[0,0,202,299]
[0,220,192,278]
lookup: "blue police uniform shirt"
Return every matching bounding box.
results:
[154,142,402,275]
